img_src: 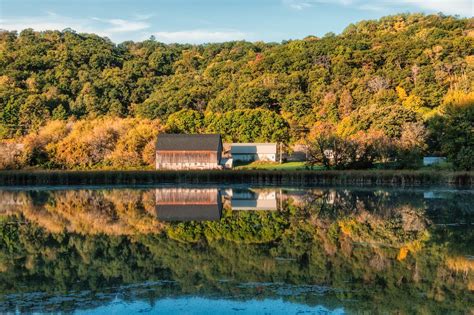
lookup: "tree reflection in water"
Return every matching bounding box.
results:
[0,186,472,313]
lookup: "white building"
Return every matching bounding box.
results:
[230,143,277,162]
[229,189,279,211]
[423,156,446,166]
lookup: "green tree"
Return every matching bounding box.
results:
[438,103,474,170]
[166,109,204,134]
[205,109,289,143]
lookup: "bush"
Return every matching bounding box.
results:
[0,143,23,169]
[438,100,474,170]
[108,120,162,168]
[21,120,71,167]
[17,117,163,169]
[306,129,392,170]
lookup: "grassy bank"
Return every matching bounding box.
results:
[0,170,472,187]
[233,161,309,170]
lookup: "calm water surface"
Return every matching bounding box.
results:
[0,185,472,314]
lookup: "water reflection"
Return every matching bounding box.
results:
[156,188,223,221]
[155,188,282,221]
[0,186,472,313]
[227,188,280,211]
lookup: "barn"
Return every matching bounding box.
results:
[156,134,223,170]
[230,143,277,162]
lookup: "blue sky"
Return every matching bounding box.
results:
[0,0,472,44]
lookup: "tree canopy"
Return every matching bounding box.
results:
[0,14,473,168]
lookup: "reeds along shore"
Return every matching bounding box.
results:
[0,170,472,187]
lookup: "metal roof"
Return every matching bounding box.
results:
[156,134,222,151]
[230,143,277,154]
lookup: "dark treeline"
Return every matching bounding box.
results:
[0,13,473,169]
[0,169,472,187]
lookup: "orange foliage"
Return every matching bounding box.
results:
[446,256,474,274]
[21,117,163,169]
[397,246,409,261]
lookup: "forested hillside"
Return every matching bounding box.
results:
[1,14,473,169]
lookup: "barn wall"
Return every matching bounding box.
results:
[156,188,220,204]
[156,151,222,170]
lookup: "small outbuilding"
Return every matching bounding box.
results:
[423,156,446,166]
[231,143,277,162]
[230,189,279,211]
[156,134,223,170]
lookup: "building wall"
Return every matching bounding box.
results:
[156,188,220,204]
[156,151,222,170]
[423,157,446,166]
[233,153,276,162]
[156,162,222,170]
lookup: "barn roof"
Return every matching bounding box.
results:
[156,134,222,151]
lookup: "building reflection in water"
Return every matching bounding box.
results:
[155,188,283,221]
[155,188,223,221]
[224,188,280,211]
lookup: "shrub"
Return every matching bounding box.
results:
[17,117,164,169]
[20,120,71,167]
[108,120,162,167]
[53,119,130,168]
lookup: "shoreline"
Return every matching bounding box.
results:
[0,170,472,187]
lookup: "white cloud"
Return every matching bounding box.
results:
[91,17,150,32]
[284,0,355,10]
[283,0,472,15]
[152,29,247,44]
[287,1,312,10]
[0,12,151,42]
[132,13,154,21]
[0,12,247,44]
[394,0,473,15]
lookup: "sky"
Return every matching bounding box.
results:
[0,0,472,44]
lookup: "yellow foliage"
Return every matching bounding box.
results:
[469,280,474,292]
[27,189,165,235]
[397,246,409,261]
[396,86,408,100]
[397,240,423,261]
[466,55,474,66]
[51,117,161,168]
[442,90,474,108]
[402,94,428,113]
[393,20,406,32]
[20,120,71,164]
[335,117,356,137]
[446,256,474,273]
[0,75,14,87]
[107,120,162,167]
[23,120,70,148]
[18,117,163,169]
[339,219,357,236]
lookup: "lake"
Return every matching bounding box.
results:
[0,185,472,314]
